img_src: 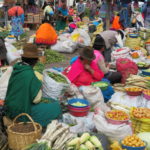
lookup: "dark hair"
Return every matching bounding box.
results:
[117,30,124,40]
[93,34,105,50]
[42,19,50,24]
[22,57,38,66]
[68,17,73,22]
[16,2,21,6]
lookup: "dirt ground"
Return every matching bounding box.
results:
[26,30,79,69]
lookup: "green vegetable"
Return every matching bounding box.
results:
[72,102,87,107]
[85,141,95,150]
[90,136,103,150]
[138,132,150,149]
[93,82,108,88]
[79,144,88,150]
[67,137,80,146]
[45,49,65,64]
[48,72,68,83]
[25,142,51,150]
[34,62,45,74]
[80,133,90,144]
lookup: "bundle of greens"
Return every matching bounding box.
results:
[45,49,65,64]
[34,62,45,74]
[48,72,68,84]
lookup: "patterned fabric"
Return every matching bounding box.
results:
[10,16,24,37]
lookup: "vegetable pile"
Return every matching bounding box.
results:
[45,49,65,64]
[48,72,68,83]
[71,102,87,107]
[37,120,75,150]
[34,62,45,74]
[66,133,103,150]
[26,142,51,150]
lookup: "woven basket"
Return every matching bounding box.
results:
[7,113,42,150]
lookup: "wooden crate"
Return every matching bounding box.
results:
[27,13,34,23]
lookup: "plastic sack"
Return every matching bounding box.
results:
[5,37,16,44]
[0,66,13,100]
[79,86,104,107]
[62,112,95,133]
[94,109,132,141]
[58,33,71,42]
[51,40,77,53]
[109,92,150,109]
[5,42,22,64]
[42,68,70,99]
[71,28,91,47]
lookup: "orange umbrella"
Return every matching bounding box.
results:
[8,6,24,17]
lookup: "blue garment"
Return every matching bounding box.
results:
[70,56,78,64]
[10,16,24,37]
[101,85,114,103]
[120,7,129,28]
[58,7,68,16]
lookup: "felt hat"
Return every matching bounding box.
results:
[79,47,95,61]
[22,43,39,58]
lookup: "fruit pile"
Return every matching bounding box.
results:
[106,110,129,121]
[125,87,143,92]
[143,89,150,96]
[132,108,150,119]
[122,134,145,147]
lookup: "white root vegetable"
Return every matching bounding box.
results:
[49,125,69,143]
[41,120,58,139]
[53,133,75,150]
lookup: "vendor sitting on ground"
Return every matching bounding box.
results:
[35,19,58,45]
[5,44,62,127]
[93,29,125,62]
[63,46,104,87]
[93,42,122,84]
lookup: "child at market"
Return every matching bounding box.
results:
[69,6,74,16]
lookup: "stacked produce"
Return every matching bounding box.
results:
[48,72,68,83]
[130,107,150,133]
[121,134,145,147]
[37,120,75,150]
[137,62,149,68]
[33,62,45,74]
[125,75,150,89]
[106,110,129,121]
[45,49,65,64]
[66,133,103,150]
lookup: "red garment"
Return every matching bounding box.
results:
[69,8,74,16]
[64,59,104,87]
[8,6,24,17]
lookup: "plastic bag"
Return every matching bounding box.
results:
[71,28,91,47]
[5,37,16,44]
[51,40,77,53]
[79,86,104,107]
[5,42,21,64]
[0,66,13,100]
[63,112,95,133]
[42,68,70,99]
[58,33,71,42]
[109,92,150,109]
[94,109,132,141]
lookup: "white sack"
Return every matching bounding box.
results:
[51,40,77,53]
[94,110,132,141]
[0,66,13,100]
[42,68,70,99]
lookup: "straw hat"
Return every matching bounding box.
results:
[79,47,95,61]
[22,44,39,58]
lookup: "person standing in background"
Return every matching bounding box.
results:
[89,0,97,20]
[143,1,150,28]
[77,0,85,20]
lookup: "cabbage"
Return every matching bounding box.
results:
[138,132,150,150]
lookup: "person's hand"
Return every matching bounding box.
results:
[84,64,94,74]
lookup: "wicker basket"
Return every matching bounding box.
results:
[7,113,42,150]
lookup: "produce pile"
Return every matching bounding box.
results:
[106,110,129,121]
[36,120,75,150]
[34,62,45,74]
[121,134,145,147]
[71,101,87,107]
[66,133,103,150]
[45,49,65,64]
[48,72,68,83]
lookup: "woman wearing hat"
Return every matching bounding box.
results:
[63,46,104,87]
[5,44,62,127]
